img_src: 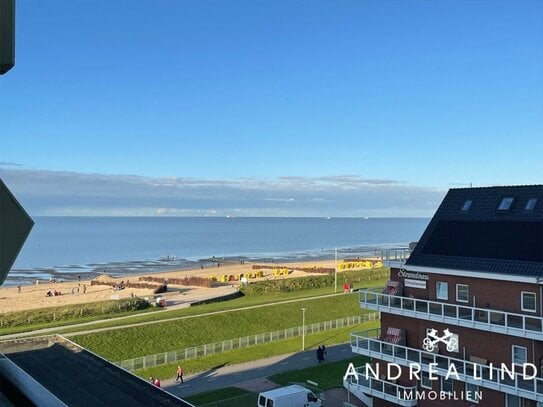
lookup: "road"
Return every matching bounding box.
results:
[162,343,353,398]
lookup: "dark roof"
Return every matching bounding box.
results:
[406,185,543,277]
[0,337,193,407]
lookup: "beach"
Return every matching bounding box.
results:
[0,259,338,314]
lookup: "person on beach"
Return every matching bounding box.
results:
[175,365,184,383]
[17,285,21,293]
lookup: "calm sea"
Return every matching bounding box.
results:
[8,217,429,286]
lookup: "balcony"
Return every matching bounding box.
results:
[351,329,543,402]
[360,289,543,340]
[381,248,411,268]
[344,374,418,406]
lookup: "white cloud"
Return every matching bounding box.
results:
[0,168,446,217]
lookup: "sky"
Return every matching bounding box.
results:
[1,0,542,217]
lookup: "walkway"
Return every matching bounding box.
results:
[163,343,353,398]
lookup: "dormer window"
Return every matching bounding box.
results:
[461,200,473,211]
[498,197,514,210]
[525,198,537,211]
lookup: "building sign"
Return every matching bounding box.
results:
[404,279,427,289]
[398,269,429,281]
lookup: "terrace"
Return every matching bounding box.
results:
[359,288,543,340]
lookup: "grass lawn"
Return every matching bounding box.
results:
[42,268,388,336]
[72,293,371,361]
[269,355,370,390]
[184,387,256,406]
[135,320,379,381]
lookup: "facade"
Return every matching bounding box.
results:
[345,185,543,407]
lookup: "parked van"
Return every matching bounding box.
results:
[257,385,322,407]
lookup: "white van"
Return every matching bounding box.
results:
[257,384,322,407]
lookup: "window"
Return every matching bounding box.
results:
[498,197,514,210]
[441,376,453,393]
[505,394,523,407]
[456,284,469,303]
[512,345,527,365]
[420,371,432,389]
[525,198,537,211]
[461,200,473,211]
[521,292,536,312]
[465,382,480,403]
[436,282,448,300]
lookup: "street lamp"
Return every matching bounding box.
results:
[334,248,338,293]
[301,308,306,351]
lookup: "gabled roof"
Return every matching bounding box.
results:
[406,185,543,277]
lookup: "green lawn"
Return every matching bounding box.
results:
[135,320,379,381]
[72,293,369,361]
[46,268,390,334]
[269,355,370,390]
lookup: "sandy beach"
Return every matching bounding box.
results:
[0,259,338,314]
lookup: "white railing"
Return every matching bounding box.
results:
[359,289,543,340]
[381,249,411,267]
[344,373,418,406]
[116,313,379,371]
[351,329,543,402]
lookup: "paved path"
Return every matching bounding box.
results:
[162,343,353,398]
[2,291,355,340]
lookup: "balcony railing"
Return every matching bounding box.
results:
[344,373,418,406]
[381,248,411,267]
[360,289,543,340]
[351,329,543,402]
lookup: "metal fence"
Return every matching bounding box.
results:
[117,312,379,371]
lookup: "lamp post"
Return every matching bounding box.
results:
[301,308,306,351]
[334,248,338,293]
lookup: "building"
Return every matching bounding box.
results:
[345,185,543,407]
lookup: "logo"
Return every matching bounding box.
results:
[422,328,458,352]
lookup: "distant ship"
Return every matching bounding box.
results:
[160,255,176,261]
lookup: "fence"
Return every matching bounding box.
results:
[117,312,379,372]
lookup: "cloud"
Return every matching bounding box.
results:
[0,168,446,217]
[0,161,23,167]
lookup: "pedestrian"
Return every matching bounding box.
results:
[154,378,161,387]
[83,284,87,294]
[17,285,21,293]
[316,346,324,363]
[322,344,327,361]
[149,376,154,384]
[175,365,184,383]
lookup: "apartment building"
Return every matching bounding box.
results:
[345,185,543,407]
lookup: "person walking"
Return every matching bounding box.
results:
[316,346,324,363]
[175,365,184,383]
[321,344,327,361]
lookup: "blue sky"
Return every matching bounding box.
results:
[1,0,542,216]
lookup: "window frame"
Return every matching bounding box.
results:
[505,394,523,407]
[521,291,537,313]
[465,382,480,403]
[456,284,469,303]
[436,281,448,300]
[441,376,454,393]
[420,371,432,390]
[525,198,537,211]
[512,345,527,366]
[461,199,473,211]
[498,197,514,210]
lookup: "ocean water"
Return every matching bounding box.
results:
[8,217,429,286]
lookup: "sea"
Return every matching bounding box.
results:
[7,217,430,286]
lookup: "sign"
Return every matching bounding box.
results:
[0,179,34,285]
[398,269,429,281]
[404,279,427,289]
